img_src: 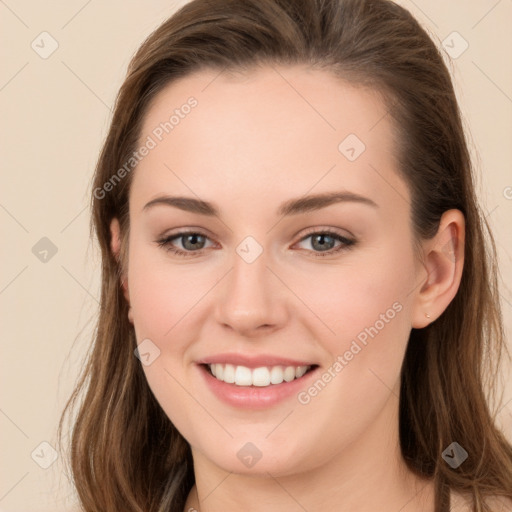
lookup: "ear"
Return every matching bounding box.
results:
[411,209,465,328]
[110,218,130,304]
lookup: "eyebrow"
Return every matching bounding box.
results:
[142,191,378,216]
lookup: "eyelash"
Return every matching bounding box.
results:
[156,228,356,258]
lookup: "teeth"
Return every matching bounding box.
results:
[235,365,252,386]
[207,363,311,387]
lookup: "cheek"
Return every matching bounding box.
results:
[290,260,415,452]
[127,249,205,430]
[334,268,411,340]
[127,245,204,341]
[296,248,415,345]
[307,244,416,389]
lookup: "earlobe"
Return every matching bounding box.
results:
[110,218,130,304]
[411,209,465,328]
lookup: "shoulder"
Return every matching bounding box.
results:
[485,496,512,511]
[451,490,512,511]
[450,490,471,511]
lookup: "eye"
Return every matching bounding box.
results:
[157,228,356,258]
[294,229,356,257]
[157,231,215,257]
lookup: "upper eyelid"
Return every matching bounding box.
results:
[296,226,354,240]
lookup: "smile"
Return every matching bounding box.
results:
[207,363,312,387]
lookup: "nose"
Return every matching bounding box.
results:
[214,248,288,337]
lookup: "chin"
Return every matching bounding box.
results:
[194,439,315,478]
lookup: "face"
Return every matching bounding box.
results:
[120,65,425,476]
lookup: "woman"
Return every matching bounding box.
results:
[58,0,512,510]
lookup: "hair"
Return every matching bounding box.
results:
[58,0,512,511]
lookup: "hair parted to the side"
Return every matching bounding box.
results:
[57,0,512,511]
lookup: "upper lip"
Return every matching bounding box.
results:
[196,353,317,369]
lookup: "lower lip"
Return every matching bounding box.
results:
[198,364,319,409]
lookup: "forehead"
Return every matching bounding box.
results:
[132,65,408,216]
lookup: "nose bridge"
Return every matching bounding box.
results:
[214,238,285,333]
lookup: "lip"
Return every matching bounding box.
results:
[196,353,316,369]
[197,362,320,410]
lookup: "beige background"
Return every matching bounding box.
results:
[1,1,511,510]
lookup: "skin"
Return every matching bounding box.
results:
[110,65,465,512]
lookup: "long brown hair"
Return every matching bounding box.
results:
[58,0,512,510]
